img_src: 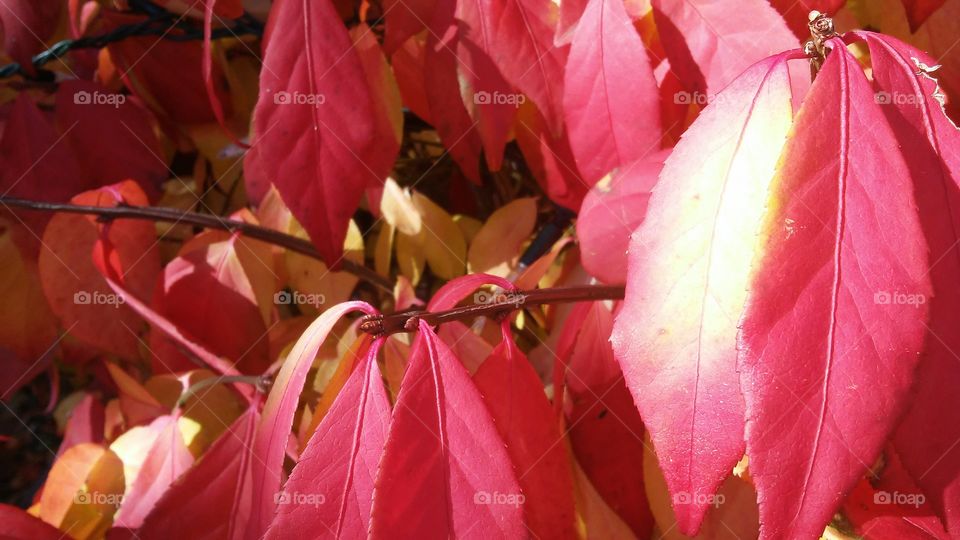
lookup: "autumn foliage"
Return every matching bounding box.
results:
[1,0,960,539]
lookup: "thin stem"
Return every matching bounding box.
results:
[175,374,265,409]
[0,197,394,292]
[359,284,625,335]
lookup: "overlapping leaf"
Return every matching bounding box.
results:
[611,53,795,535]
[738,43,932,539]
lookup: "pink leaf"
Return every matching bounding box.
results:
[265,339,391,538]
[246,0,392,265]
[611,53,795,535]
[370,319,525,537]
[576,153,665,284]
[859,31,960,534]
[57,393,105,458]
[247,301,378,539]
[563,0,661,182]
[473,323,577,538]
[650,0,796,97]
[738,43,932,539]
[113,414,195,528]
[140,405,261,540]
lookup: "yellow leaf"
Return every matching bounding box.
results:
[39,443,125,539]
[286,219,363,310]
[412,193,467,279]
[396,230,425,285]
[380,178,422,236]
[468,197,538,277]
[453,214,483,245]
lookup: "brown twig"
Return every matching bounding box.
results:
[0,197,395,292]
[359,284,625,335]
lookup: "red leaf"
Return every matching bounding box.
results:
[140,405,260,540]
[563,0,661,182]
[0,95,84,254]
[477,0,569,132]
[247,0,392,265]
[0,0,62,76]
[576,153,664,284]
[370,319,525,537]
[383,0,437,52]
[0,504,64,539]
[859,32,960,534]
[55,81,168,197]
[148,232,271,374]
[456,0,518,172]
[563,302,654,537]
[38,181,160,359]
[515,102,588,210]
[103,11,231,126]
[738,44,932,539]
[901,0,947,31]
[247,301,378,539]
[473,323,577,539]
[650,0,796,97]
[423,3,484,183]
[611,53,795,535]
[768,0,847,38]
[265,339,391,538]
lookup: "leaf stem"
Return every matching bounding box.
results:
[0,196,395,292]
[359,284,625,335]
